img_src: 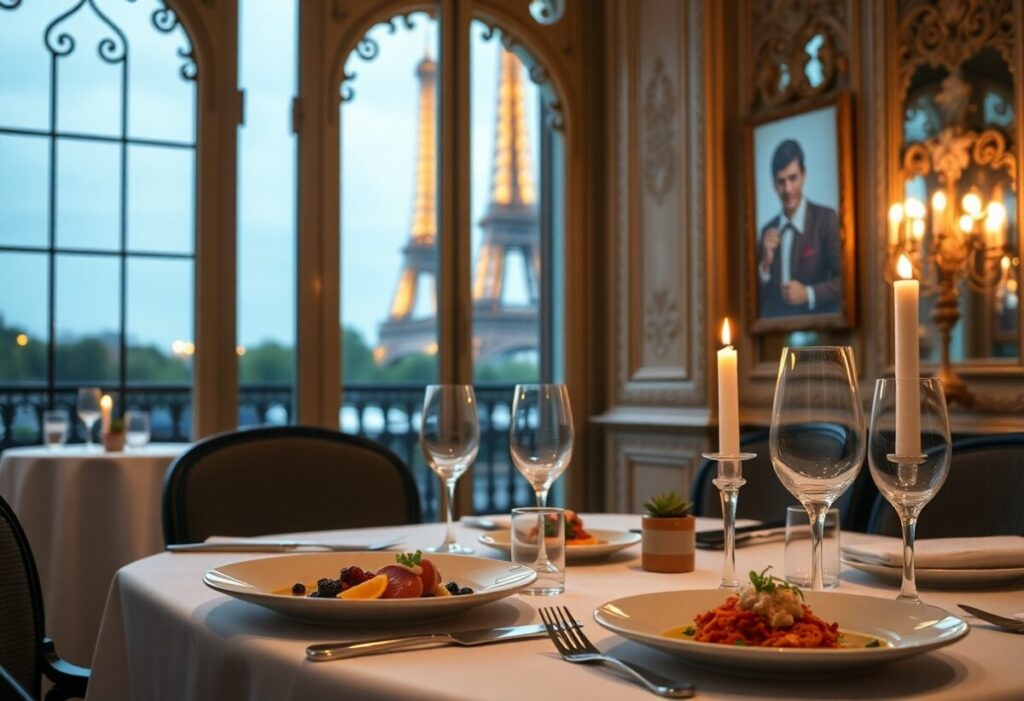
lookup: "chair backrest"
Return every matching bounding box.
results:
[163,426,422,545]
[0,663,34,701]
[0,495,44,700]
[868,433,1024,538]
[691,428,876,531]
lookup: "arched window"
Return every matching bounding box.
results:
[0,0,197,444]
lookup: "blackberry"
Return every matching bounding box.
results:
[316,577,342,598]
[291,582,306,595]
[457,587,473,596]
[340,566,368,585]
[445,581,459,595]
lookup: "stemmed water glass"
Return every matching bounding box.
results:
[769,346,866,591]
[420,384,480,554]
[509,384,574,507]
[76,388,102,452]
[868,378,951,602]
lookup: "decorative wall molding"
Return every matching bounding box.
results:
[644,288,679,358]
[749,0,849,111]
[902,127,1017,183]
[642,56,676,205]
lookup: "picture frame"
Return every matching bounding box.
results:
[745,91,856,334]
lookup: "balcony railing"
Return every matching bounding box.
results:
[0,383,537,521]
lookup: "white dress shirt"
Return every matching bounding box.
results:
[759,196,816,310]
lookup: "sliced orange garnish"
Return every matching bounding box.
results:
[339,574,389,600]
[432,582,452,597]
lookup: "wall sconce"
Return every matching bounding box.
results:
[886,188,1019,406]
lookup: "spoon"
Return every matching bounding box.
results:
[957,604,1024,634]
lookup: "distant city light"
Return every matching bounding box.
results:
[15,333,28,347]
[425,342,438,355]
[236,345,246,356]
[171,340,195,356]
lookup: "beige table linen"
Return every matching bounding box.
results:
[88,514,1024,700]
[0,444,188,666]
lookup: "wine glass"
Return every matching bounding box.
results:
[509,384,574,507]
[868,378,951,602]
[769,346,865,590]
[76,388,102,452]
[420,384,480,554]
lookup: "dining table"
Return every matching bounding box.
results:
[0,443,189,667]
[86,513,1024,700]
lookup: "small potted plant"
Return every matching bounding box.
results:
[641,491,695,573]
[103,418,126,452]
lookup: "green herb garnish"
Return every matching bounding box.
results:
[732,640,746,646]
[682,626,696,637]
[748,566,804,600]
[395,550,423,567]
[865,639,881,648]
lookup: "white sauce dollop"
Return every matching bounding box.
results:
[737,585,804,628]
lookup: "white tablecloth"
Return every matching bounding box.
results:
[87,514,1024,700]
[0,444,188,666]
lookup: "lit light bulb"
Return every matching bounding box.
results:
[959,214,974,234]
[1002,255,1011,272]
[962,192,983,218]
[897,253,913,280]
[912,219,925,239]
[904,198,926,219]
[931,191,947,211]
[888,203,904,224]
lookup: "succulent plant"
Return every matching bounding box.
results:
[108,418,125,433]
[642,491,693,518]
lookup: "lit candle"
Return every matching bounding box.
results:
[717,318,739,455]
[888,203,904,246]
[986,202,1006,247]
[893,255,920,456]
[962,192,983,219]
[100,394,113,435]
[930,191,946,237]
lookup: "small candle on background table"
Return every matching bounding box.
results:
[100,394,113,435]
[717,318,739,455]
[893,254,920,456]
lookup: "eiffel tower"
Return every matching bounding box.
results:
[376,47,539,366]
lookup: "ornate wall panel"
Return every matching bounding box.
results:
[604,431,705,513]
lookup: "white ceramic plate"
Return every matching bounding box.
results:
[203,552,537,626]
[477,529,641,561]
[842,557,1024,588]
[594,589,968,676]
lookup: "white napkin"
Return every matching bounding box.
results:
[842,536,1024,569]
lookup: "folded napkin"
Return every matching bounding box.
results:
[843,536,1024,569]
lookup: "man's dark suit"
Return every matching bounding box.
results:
[758,200,841,318]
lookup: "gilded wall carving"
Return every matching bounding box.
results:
[749,0,849,111]
[643,56,676,205]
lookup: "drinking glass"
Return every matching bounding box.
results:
[868,378,951,602]
[420,384,479,554]
[769,346,865,590]
[125,410,151,448]
[509,384,573,507]
[76,388,102,452]
[43,410,69,450]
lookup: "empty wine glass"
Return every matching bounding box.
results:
[509,384,573,508]
[420,384,479,554]
[76,388,102,452]
[769,346,865,590]
[868,378,951,602]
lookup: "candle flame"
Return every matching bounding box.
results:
[100,394,112,409]
[720,318,731,346]
[958,214,974,234]
[1002,255,1011,272]
[986,201,1006,228]
[930,191,946,212]
[888,203,904,224]
[897,254,913,280]
[911,219,925,239]
[904,198,926,219]
[962,192,983,218]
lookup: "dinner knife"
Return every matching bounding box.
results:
[167,538,400,553]
[695,522,787,550]
[306,621,562,660]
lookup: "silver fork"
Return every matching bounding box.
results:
[539,606,695,699]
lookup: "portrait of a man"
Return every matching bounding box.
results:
[757,139,841,318]
[749,97,854,331]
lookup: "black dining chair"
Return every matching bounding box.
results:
[0,664,33,701]
[0,495,89,701]
[867,433,1024,538]
[692,428,877,531]
[162,425,422,545]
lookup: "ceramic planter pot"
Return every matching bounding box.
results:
[641,515,695,573]
[103,431,126,452]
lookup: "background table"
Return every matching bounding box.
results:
[0,443,188,666]
[87,514,1024,700]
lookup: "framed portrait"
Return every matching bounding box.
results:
[746,92,856,334]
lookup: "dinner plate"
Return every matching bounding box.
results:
[594,589,968,676]
[477,529,641,561]
[842,556,1024,588]
[203,552,537,626]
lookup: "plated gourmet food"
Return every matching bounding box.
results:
[665,568,882,649]
[281,551,473,600]
[533,510,600,545]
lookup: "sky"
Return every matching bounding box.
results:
[0,1,540,355]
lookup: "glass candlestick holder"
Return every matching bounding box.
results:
[700,451,757,590]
